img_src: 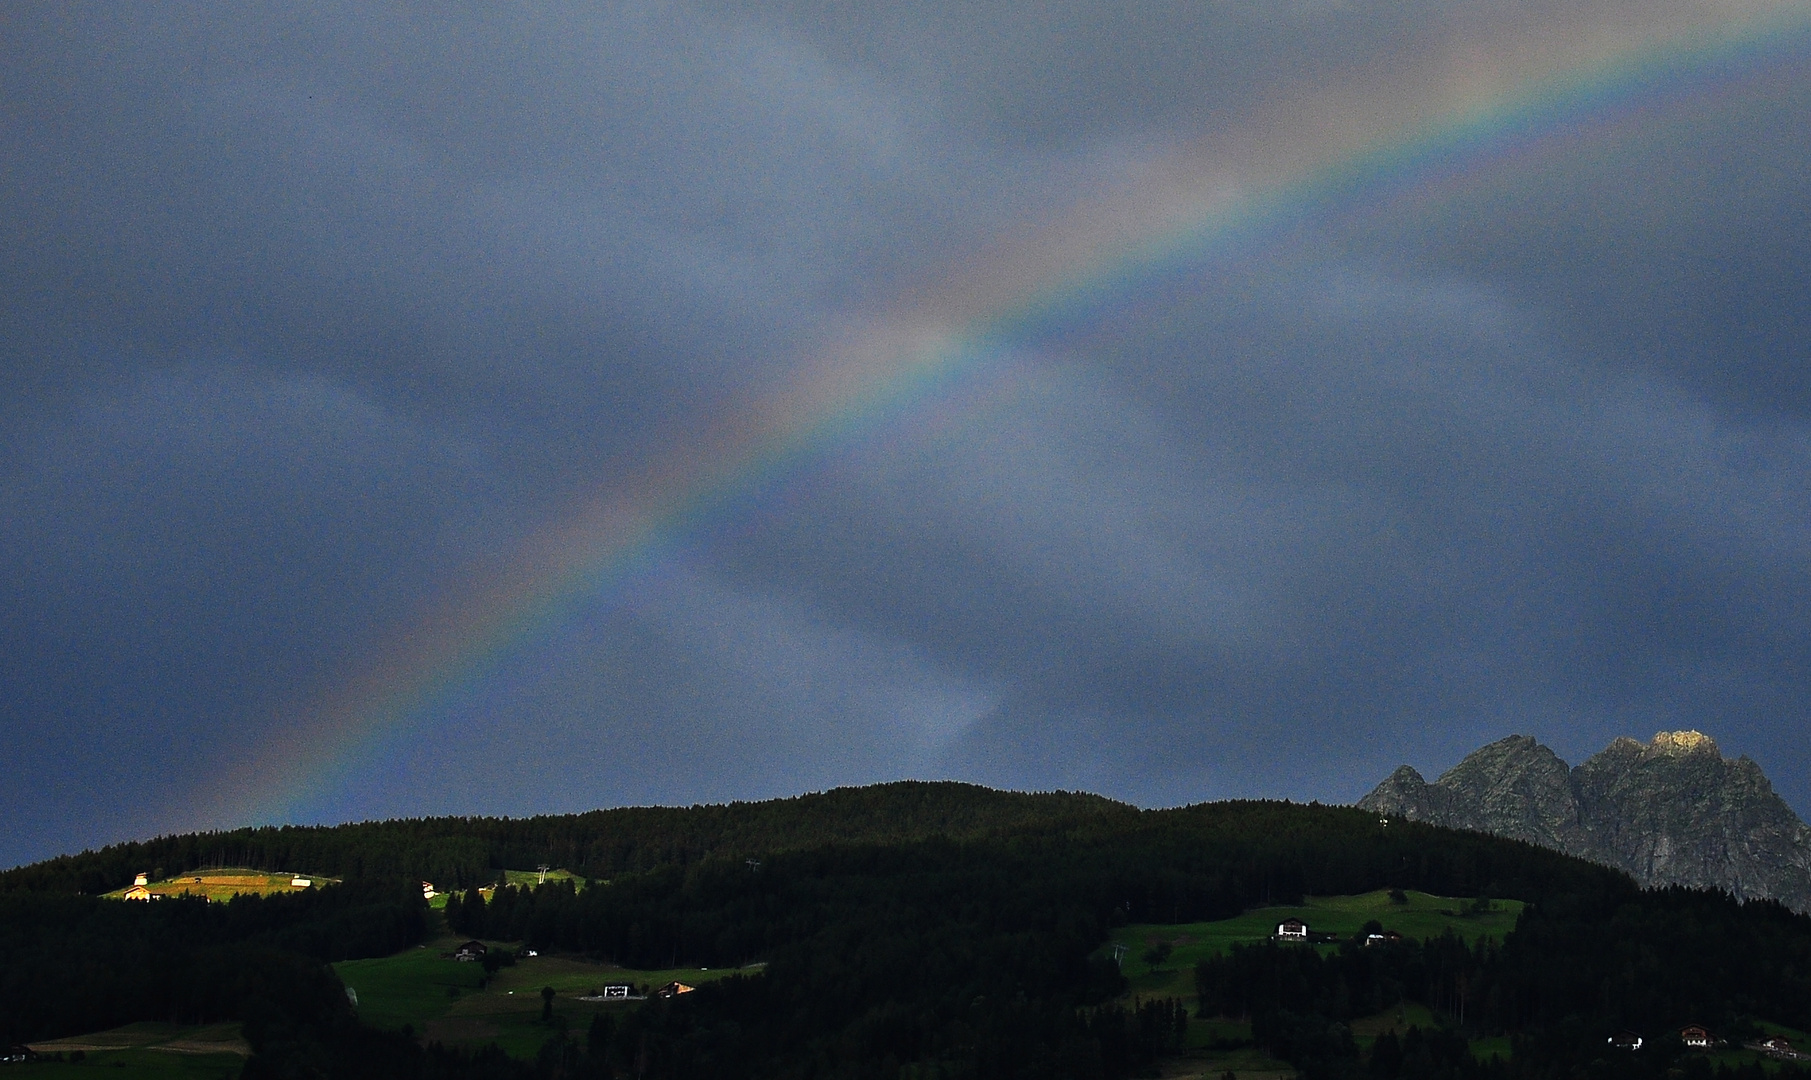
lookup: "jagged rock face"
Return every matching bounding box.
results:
[1435,735,1587,852]
[1359,731,1811,912]
[1360,765,1456,823]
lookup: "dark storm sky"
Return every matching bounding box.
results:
[5,2,1810,869]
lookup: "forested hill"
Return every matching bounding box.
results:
[15,790,1811,1079]
[0,781,1132,894]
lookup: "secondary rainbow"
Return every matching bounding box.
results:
[229,8,1811,825]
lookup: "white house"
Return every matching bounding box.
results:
[1276,918,1309,940]
[292,877,312,888]
[134,873,149,886]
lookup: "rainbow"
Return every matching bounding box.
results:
[229,7,1811,825]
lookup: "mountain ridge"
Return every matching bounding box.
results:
[1358,730,1811,911]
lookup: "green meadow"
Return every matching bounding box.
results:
[334,937,747,1059]
[426,869,588,910]
[498,868,585,889]
[1104,889,1524,1000]
[24,1021,247,1077]
[15,1048,245,1078]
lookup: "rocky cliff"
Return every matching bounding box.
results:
[1358,731,1811,911]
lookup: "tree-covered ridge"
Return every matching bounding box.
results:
[441,802,1632,966]
[0,782,1129,895]
[7,789,1811,1079]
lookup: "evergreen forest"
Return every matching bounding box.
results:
[4,782,1810,1080]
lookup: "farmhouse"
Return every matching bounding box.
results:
[124,885,152,902]
[454,941,488,962]
[1365,931,1404,946]
[654,982,696,998]
[292,877,312,888]
[1681,1026,1713,1049]
[1275,918,1309,940]
[1607,1031,1644,1051]
[1763,1038,1793,1055]
[134,873,149,886]
[422,881,437,900]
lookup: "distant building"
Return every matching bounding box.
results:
[1276,919,1309,940]
[292,877,312,888]
[1608,1031,1644,1051]
[134,873,149,887]
[454,941,488,962]
[124,885,152,902]
[602,985,635,998]
[422,882,436,900]
[1681,1026,1713,1049]
[654,982,696,998]
[1365,931,1404,947]
[1763,1038,1793,1055]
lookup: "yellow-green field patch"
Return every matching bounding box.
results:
[25,1022,248,1077]
[103,868,340,902]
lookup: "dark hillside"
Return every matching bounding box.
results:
[0,878,427,1045]
[9,788,1809,1079]
[0,781,1130,895]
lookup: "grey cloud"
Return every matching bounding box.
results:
[0,364,502,856]
[4,1,1810,867]
[298,566,998,826]
[708,254,1811,807]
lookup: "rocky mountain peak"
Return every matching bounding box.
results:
[1647,729,1717,756]
[1359,732,1811,912]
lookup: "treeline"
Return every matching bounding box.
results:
[1195,888,1811,1080]
[1,782,1128,895]
[16,790,1809,1078]
[414,802,1632,1079]
[439,802,1631,965]
[0,877,428,1045]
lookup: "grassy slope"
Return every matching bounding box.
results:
[499,868,584,889]
[1105,889,1523,1076]
[1106,889,1523,1001]
[25,1021,247,1078]
[15,1047,245,1078]
[1111,890,1810,1074]
[334,936,745,1060]
[427,868,588,910]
